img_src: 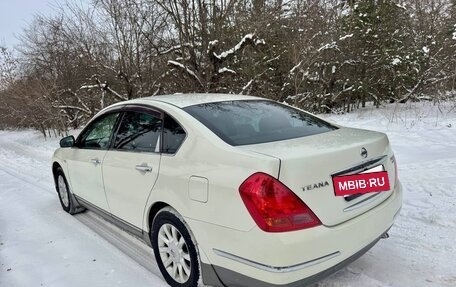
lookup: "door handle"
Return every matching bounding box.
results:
[90,158,101,165]
[135,165,152,172]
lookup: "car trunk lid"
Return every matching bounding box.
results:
[238,127,397,226]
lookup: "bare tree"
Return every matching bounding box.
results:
[1,0,455,133]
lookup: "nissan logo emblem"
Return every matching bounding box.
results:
[360,147,368,158]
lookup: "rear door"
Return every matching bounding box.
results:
[102,108,162,229]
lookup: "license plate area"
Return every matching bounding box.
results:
[332,165,390,197]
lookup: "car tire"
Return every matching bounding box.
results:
[55,167,80,215]
[151,207,200,287]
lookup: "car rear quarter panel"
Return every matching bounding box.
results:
[140,102,281,232]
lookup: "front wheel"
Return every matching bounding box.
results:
[56,168,72,213]
[151,207,200,287]
[54,167,85,215]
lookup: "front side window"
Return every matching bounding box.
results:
[162,114,186,154]
[78,113,119,149]
[114,111,162,152]
[184,100,337,146]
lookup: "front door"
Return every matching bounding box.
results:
[102,110,162,229]
[66,112,120,212]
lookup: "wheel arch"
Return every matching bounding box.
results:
[147,201,170,232]
[147,203,200,250]
[52,161,63,188]
[52,160,85,214]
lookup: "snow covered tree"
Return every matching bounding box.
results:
[1,0,455,132]
[335,0,415,109]
[154,0,269,94]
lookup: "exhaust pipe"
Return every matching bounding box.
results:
[381,232,390,239]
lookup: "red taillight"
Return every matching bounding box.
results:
[239,172,321,232]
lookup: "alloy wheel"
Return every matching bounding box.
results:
[58,175,69,207]
[157,223,191,283]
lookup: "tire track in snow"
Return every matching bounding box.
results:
[0,156,168,284]
[74,210,164,278]
[0,169,167,287]
[0,161,54,195]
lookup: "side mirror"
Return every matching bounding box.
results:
[60,135,75,148]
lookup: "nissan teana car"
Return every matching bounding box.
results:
[52,94,402,287]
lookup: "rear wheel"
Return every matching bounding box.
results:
[151,207,200,287]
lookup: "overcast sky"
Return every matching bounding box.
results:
[0,0,59,49]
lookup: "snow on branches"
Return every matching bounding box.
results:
[207,33,266,78]
[212,33,266,61]
[167,33,265,87]
[167,60,203,87]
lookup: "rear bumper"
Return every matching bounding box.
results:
[204,232,384,287]
[188,181,403,287]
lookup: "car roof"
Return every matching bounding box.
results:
[127,93,265,108]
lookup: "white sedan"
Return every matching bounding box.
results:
[52,94,402,287]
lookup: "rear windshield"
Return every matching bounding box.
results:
[184,100,337,146]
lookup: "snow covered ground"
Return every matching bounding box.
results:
[1,102,455,287]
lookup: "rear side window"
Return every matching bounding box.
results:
[162,114,186,154]
[114,111,162,152]
[184,100,337,146]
